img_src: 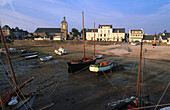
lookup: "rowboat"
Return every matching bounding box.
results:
[40,56,53,61]
[92,55,103,59]
[25,54,38,59]
[54,47,66,55]
[130,42,138,46]
[89,59,114,73]
[9,94,36,110]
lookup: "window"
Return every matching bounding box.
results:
[108,30,110,33]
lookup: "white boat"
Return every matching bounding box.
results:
[92,55,103,59]
[89,60,114,73]
[40,56,53,61]
[131,42,138,46]
[54,47,66,55]
[25,54,38,59]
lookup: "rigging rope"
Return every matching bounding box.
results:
[154,82,170,110]
[123,60,137,99]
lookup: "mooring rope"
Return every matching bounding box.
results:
[102,71,118,90]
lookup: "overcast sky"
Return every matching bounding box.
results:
[0,0,169,34]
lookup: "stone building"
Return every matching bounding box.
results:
[11,27,28,40]
[129,29,143,42]
[86,24,125,41]
[2,25,12,38]
[33,17,68,40]
[143,35,158,43]
[2,25,28,40]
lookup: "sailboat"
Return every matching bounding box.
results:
[105,41,150,110]
[0,25,36,110]
[89,23,113,76]
[67,12,96,73]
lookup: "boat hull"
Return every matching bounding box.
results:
[25,55,38,59]
[68,58,96,73]
[21,52,38,57]
[40,56,53,61]
[11,94,36,110]
[89,60,114,72]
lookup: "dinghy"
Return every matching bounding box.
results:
[54,47,66,55]
[40,56,53,61]
[25,54,38,59]
[130,42,138,46]
[89,59,114,73]
[92,55,103,59]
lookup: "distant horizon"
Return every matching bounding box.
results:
[0,0,169,34]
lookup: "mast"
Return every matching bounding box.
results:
[94,22,95,56]
[0,25,17,85]
[0,91,6,110]
[136,40,143,106]
[82,11,85,61]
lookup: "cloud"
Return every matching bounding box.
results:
[0,0,169,34]
[0,0,15,11]
[0,8,55,32]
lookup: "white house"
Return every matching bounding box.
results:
[86,24,125,42]
[159,32,170,43]
[129,29,143,42]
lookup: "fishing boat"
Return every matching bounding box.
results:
[54,47,66,55]
[0,26,36,110]
[67,12,96,73]
[68,57,96,73]
[89,59,114,73]
[40,56,53,61]
[21,52,38,57]
[25,54,38,59]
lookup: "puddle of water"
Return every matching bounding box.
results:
[124,67,132,70]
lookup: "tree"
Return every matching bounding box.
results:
[81,28,87,39]
[71,28,79,37]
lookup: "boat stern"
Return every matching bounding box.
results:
[89,65,99,72]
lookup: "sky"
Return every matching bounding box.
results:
[0,0,170,34]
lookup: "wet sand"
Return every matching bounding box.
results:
[0,42,170,110]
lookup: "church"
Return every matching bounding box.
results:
[33,17,68,39]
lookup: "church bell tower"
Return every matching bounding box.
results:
[61,17,68,39]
